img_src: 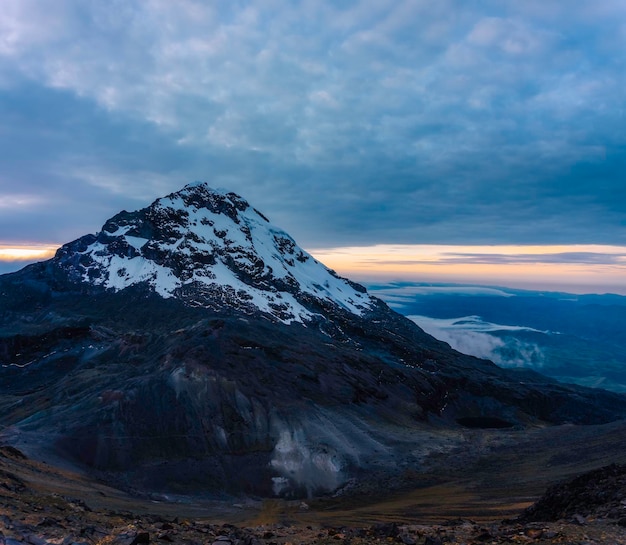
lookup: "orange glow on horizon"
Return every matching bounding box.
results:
[0,244,58,261]
[308,244,626,294]
[1,243,625,294]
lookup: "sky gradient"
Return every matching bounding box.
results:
[1,1,625,292]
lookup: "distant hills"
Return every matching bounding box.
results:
[369,282,626,393]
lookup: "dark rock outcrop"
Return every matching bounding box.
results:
[519,464,626,522]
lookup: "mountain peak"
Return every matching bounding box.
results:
[51,183,372,323]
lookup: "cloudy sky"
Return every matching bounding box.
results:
[1,1,626,292]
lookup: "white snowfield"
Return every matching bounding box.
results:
[74,183,373,323]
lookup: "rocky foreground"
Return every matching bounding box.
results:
[2,445,626,545]
[3,514,626,545]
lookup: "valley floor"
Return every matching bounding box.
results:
[3,421,626,544]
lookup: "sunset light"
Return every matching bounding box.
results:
[0,245,58,262]
[310,244,626,294]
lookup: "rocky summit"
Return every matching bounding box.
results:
[52,182,372,323]
[1,182,626,498]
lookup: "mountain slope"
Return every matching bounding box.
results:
[1,183,625,497]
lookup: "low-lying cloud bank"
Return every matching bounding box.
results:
[408,314,546,368]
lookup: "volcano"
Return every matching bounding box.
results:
[1,182,624,497]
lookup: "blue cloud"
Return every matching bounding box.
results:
[0,0,625,248]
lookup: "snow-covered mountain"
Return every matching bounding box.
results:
[2,182,626,498]
[54,182,371,323]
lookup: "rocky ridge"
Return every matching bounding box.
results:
[520,463,626,523]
